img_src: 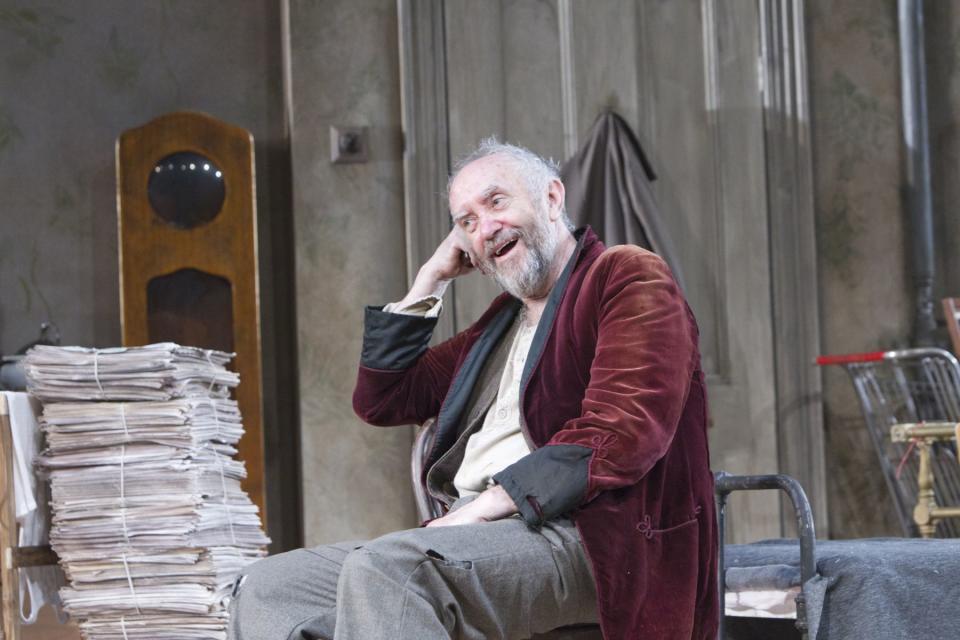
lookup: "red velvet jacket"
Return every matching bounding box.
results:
[353,228,718,639]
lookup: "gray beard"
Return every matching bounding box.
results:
[490,219,559,300]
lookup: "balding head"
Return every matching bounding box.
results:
[446,139,576,302]
[449,138,573,232]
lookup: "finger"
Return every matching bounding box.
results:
[445,234,478,272]
[459,251,476,270]
[447,230,470,254]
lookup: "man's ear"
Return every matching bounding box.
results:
[546,178,565,221]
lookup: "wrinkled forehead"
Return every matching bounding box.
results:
[448,153,526,212]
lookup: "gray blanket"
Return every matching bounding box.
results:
[725,538,960,640]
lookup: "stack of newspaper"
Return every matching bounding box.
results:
[24,343,239,403]
[25,343,269,639]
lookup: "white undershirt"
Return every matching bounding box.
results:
[383,296,535,497]
[453,318,535,496]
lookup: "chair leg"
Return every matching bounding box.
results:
[914,441,937,538]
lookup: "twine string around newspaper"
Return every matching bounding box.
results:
[119,444,130,545]
[121,553,143,615]
[207,442,238,546]
[210,433,244,560]
[118,443,143,615]
[205,349,217,394]
[93,350,105,399]
[119,403,129,440]
[210,398,222,441]
[120,615,130,640]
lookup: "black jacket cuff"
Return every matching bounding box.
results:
[360,305,438,370]
[493,444,593,528]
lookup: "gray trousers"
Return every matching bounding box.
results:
[227,516,597,640]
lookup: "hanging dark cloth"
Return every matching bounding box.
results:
[561,110,686,292]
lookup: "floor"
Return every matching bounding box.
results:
[16,609,800,639]
[21,605,81,640]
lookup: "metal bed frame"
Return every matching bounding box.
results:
[715,472,816,640]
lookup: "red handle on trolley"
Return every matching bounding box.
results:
[815,351,888,366]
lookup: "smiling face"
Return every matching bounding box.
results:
[448,153,565,300]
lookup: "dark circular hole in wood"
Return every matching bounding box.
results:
[148,151,225,229]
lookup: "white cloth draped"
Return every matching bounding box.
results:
[3,391,64,623]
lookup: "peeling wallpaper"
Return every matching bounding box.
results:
[0,6,73,65]
[810,0,906,538]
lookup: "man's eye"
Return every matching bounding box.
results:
[459,218,476,231]
[492,196,505,207]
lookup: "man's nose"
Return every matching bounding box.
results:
[478,214,502,240]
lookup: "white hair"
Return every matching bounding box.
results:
[448,137,575,231]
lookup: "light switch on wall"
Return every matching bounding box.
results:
[330,126,368,164]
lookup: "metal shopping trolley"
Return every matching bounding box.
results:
[817,348,960,537]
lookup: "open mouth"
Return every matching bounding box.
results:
[493,238,519,261]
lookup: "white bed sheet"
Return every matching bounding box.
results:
[725,586,799,619]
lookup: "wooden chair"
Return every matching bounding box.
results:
[0,395,59,640]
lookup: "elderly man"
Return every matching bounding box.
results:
[229,140,718,640]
